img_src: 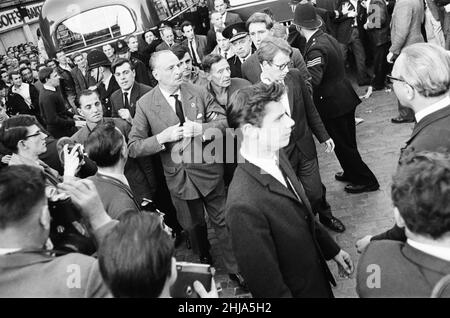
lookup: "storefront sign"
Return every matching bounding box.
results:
[0,2,44,33]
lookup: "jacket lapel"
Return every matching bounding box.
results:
[180,83,198,121]
[154,86,179,127]
[130,83,140,109]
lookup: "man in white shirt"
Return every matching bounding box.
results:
[6,70,40,121]
[226,82,353,297]
[357,151,450,297]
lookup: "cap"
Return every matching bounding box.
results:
[293,2,322,29]
[86,49,111,70]
[115,39,129,55]
[222,22,248,43]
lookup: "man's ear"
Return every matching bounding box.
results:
[39,204,51,231]
[152,69,159,81]
[394,207,406,228]
[404,83,416,102]
[168,257,178,287]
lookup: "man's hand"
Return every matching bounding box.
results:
[346,10,357,18]
[333,249,354,277]
[183,118,203,138]
[118,109,132,123]
[156,123,184,144]
[58,179,111,230]
[387,52,395,64]
[445,4,450,13]
[356,235,373,254]
[193,278,219,298]
[63,144,82,177]
[322,138,335,153]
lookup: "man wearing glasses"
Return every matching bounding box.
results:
[293,2,379,194]
[257,36,345,232]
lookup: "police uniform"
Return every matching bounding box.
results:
[304,28,379,188]
[223,22,252,79]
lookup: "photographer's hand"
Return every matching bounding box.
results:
[63,144,82,178]
[193,277,219,298]
[58,179,111,230]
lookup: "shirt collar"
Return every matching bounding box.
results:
[415,95,450,123]
[159,86,180,102]
[241,147,278,171]
[98,170,130,187]
[0,248,21,256]
[239,52,252,64]
[407,239,450,262]
[260,72,285,86]
[43,84,56,92]
[122,84,134,95]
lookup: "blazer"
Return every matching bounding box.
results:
[357,241,450,297]
[283,69,330,164]
[182,34,208,64]
[110,82,152,118]
[365,0,391,47]
[128,83,227,200]
[304,29,360,119]
[241,49,312,94]
[71,66,95,97]
[389,0,424,56]
[226,151,340,298]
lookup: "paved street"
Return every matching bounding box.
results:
[175,83,415,298]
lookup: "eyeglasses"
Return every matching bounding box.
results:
[24,129,43,139]
[386,74,406,84]
[270,61,290,71]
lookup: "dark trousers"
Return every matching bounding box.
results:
[322,110,379,186]
[124,157,156,203]
[291,155,333,222]
[170,180,238,274]
[371,42,390,89]
[341,28,371,84]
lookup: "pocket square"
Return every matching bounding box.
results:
[197,113,203,119]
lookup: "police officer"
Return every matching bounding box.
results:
[116,39,153,87]
[86,49,120,117]
[293,2,379,194]
[222,22,253,78]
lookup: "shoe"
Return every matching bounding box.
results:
[200,254,213,265]
[229,273,248,290]
[344,183,379,194]
[335,172,350,182]
[391,117,414,124]
[320,216,346,233]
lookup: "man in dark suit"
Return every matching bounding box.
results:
[181,21,208,68]
[294,2,379,194]
[242,18,312,94]
[256,36,345,232]
[226,82,353,298]
[214,0,242,27]
[357,151,450,297]
[71,52,95,98]
[0,165,111,297]
[356,43,450,251]
[222,22,253,78]
[87,50,120,118]
[128,50,245,286]
[116,39,152,87]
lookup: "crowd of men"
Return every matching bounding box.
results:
[0,0,450,298]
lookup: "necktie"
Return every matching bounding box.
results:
[224,52,228,60]
[170,94,185,125]
[189,40,200,65]
[124,92,130,110]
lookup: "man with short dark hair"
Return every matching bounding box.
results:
[38,67,79,138]
[181,21,208,67]
[0,165,111,297]
[20,67,36,84]
[357,151,450,297]
[6,70,40,121]
[226,82,353,297]
[115,39,152,87]
[214,0,242,26]
[170,45,208,86]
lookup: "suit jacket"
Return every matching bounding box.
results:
[206,28,217,54]
[304,29,361,119]
[110,82,152,118]
[182,35,208,64]
[128,83,227,200]
[226,151,340,298]
[357,241,450,297]
[334,0,361,44]
[241,49,313,94]
[71,66,95,97]
[224,11,242,26]
[155,41,173,52]
[365,0,391,47]
[283,69,330,165]
[389,0,425,56]
[97,76,120,118]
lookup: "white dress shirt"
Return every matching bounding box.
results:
[102,73,113,91]
[415,95,450,123]
[122,84,134,105]
[159,86,181,113]
[241,148,287,187]
[43,84,56,92]
[408,239,450,262]
[12,83,32,107]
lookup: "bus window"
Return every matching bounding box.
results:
[229,0,259,6]
[151,0,196,20]
[55,5,136,52]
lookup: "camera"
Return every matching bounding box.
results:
[170,262,212,298]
